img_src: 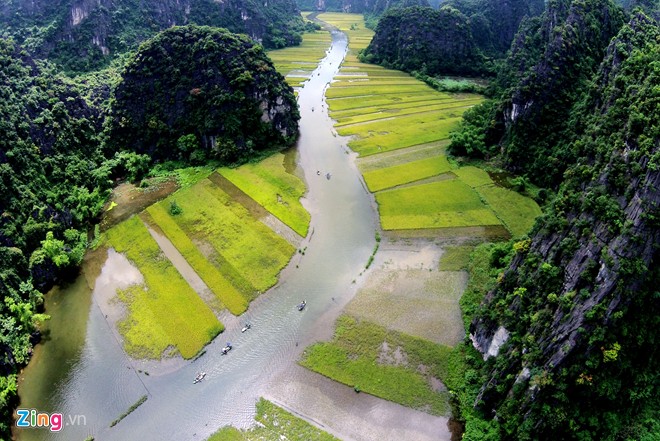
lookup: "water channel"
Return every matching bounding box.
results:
[17,28,386,440]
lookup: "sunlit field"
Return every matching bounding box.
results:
[268,23,331,88]
[218,152,310,237]
[153,178,295,299]
[105,216,223,359]
[319,13,540,238]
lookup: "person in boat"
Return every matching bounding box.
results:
[317,170,320,175]
[326,173,331,180]
[222,342,232,354]
[298,300,307,311]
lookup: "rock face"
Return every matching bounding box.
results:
[360,0,544,76]
[362,6,483,75]
[469,12,660,439]
[0,0,304,71]
[109,25,299,163]
[495,0,625,186]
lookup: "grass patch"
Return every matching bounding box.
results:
[453,166,493,188]
[105,216,223,359]
[110,395,147,428]
[208,398,340,441]
[218,153,310,237]
[439,246,474,271]
[145,205,248,315]
[459,243,501,328]
[362,155,452,192]
[476,185,542,238]
[300,315,452,415]
[163,179,294,296]
[376,179,502,230]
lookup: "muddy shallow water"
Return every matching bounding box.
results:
[17,28,453,441]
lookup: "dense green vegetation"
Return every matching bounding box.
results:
[0,0,310,72]
[362,0,544,77]
[109,25,299,163]
[452,10,660,441]
[361,6,484,75]
[0,36,113,435]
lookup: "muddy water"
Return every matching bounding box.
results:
[17,29,388,441]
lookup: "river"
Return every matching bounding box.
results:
[17,28,388,441]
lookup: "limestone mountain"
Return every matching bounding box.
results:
[468,11,660,439]
[0,0,306,72]
[108,25,300,163]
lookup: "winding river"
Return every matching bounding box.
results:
[18,28,386,440]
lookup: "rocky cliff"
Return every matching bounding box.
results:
[362,6,482,75]
[0,0,305,72]
[109,25,299,163]
[469,11,660,439]
[495,0,626,186]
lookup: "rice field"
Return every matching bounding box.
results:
[145,204,248,315]
[362,156,452,192]
[268,27,331,88]
[153,178,295,299]
[319,13,541,238]
[104,216,223,359]
[300,315,452,415]
[218,152,310,237]
[376,180,503,230]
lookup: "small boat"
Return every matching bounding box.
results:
[221,342,233,355]
[297,300,307,311]
[193,372,206,384]
[241,323,251,333]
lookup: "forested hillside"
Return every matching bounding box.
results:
[465,11,660,439]
[361,0,544,76]
[0,0,308,72]
[0,36,112,434]
[109,25,299,163]
[361,6,483,75]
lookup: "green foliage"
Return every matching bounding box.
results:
[461,11,660,440]
[109,25,299,165]
[168,201,183,216]
[448,100,501,158]
[361,6,486,76]
[300,315,453,415]
[1,0,306,73]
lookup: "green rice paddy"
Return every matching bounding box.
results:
[376,180,502,230]
[154,178,295,298]
[268,28,331,88]
[145,205,248,315]
[218,152,310,237]
[362,156,452,192]
[319,13,541,238]
[300,315,452,415]
[104,216,223,359]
